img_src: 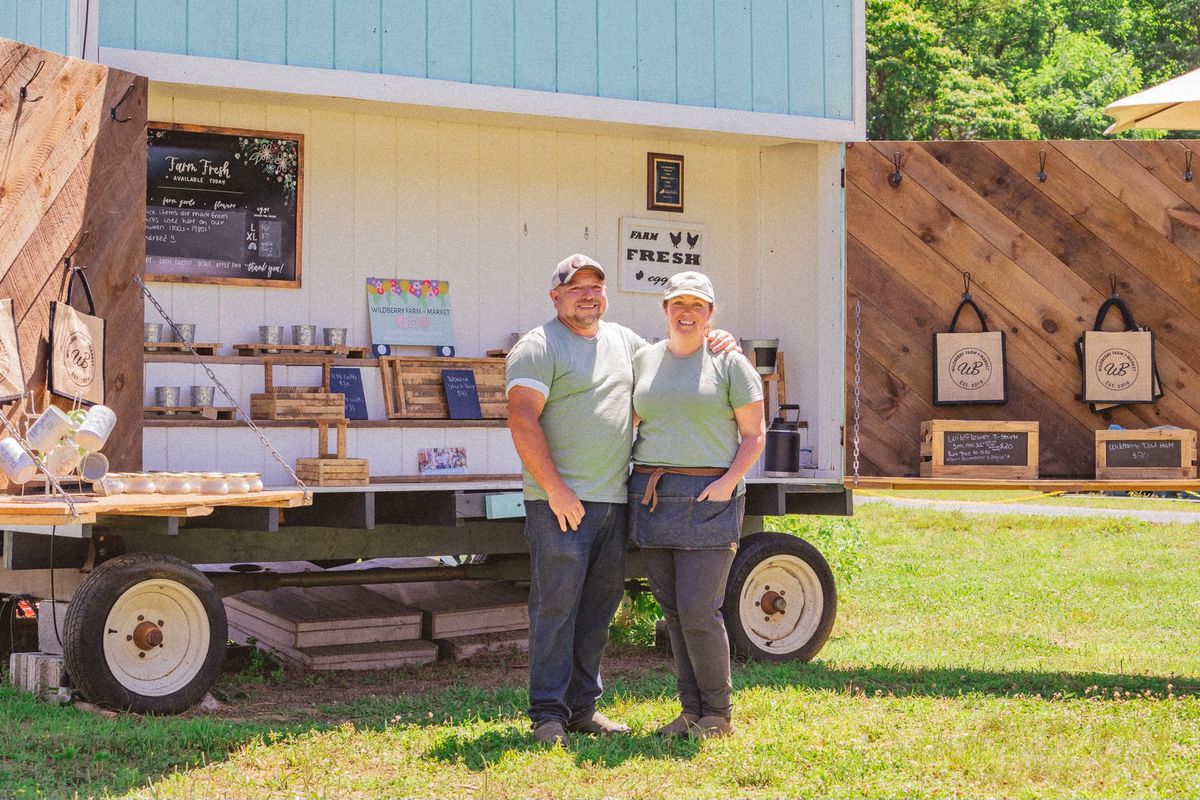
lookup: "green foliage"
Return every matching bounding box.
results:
[868,0,1200,139]
[763,515,867,584]
[608,588,663,647]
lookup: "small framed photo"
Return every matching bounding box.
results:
[647,152,684,213]
[418,447,468,475]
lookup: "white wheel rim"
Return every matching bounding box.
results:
[737,553,823,654]
[102,579,210,697]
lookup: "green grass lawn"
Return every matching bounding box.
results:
[4,502,1200,798]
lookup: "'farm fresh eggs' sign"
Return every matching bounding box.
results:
[618,218,706,294]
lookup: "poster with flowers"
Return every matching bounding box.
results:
[366,278,453,346]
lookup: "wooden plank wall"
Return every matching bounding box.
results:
[0,38,146,470]
[846,139,1200,479]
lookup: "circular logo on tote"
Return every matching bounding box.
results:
[63,331,96,388]
[1095,348,1138,391]
[948,347,992,391]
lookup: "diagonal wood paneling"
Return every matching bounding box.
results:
[0,37,146,471]
[847,139,1200,479]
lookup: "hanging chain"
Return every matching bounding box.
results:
[136,276,309,493]
[0,409,80,519]
[852,300,862,486]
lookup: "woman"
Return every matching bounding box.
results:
[628,271,766,739]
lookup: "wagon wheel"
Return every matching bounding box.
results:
[722,532,837,662]
[64,553,226,714]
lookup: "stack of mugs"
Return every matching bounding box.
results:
[0,404,116,486]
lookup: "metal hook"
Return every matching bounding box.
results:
[1109,274,1119,298]
[1186,151,1194,183]
[110,83,134,123]
[962,271,972,300]
[63,230,90,271]
[1037,150,1047,183]
[19,60,45,103]
[888,152,903,187]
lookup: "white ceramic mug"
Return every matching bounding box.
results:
[126,473,157,494]
[80,452,109,482]
[0,438,37,484]
[199,472,230,494]
[26,406,72,453]
[44,443,83,477]
[74,405,116,452]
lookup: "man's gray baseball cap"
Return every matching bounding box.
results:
[551,254,606,289]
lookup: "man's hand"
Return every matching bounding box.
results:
[697,477,736,503]
[547,484,585,532]
[705,328,740,354]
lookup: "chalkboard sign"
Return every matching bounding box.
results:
[145,123,303,288]
[942,431,1029,466]
[330,367,368,420]
[442,369,482,419]
[1104,439,1181,468]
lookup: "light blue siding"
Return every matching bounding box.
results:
[286,0,334,68]
[40,0,68,55]
[189,0,239,59]
[471,1,514,87]
[15,0,42,48]
[335,0,381,72]
[101,0,137,50]
[676,0,715,107]
[238,0,288,64]
[557,0,597,96]
[714,0,752,111]
[637,0,676,103]
[822,0,852,118]
[1,0,70,54]
[381,0,425,77]
[0,1,16,42]
[597,0,638,100]
[514,0,557,92]
[98,0,857,123]
[788,0,824,116]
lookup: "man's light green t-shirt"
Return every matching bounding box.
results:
[505,318,647,503]
[631,342,763,472]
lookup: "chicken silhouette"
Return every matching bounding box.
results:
[669,231,683,248]
[686,232,699,249]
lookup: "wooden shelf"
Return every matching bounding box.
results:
[848,476,1200,492]
[144,353,380,367]
[143,418,509,428]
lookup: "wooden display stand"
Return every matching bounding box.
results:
[748,351,787,425]
[144,405,236,420]
[920,420,1039,479]
[234,343,370,359]
[144,341,222,356]
[1095,429,1197,480]
[295,420,370,486]
[379,356,507,420]
[250,358,346,420]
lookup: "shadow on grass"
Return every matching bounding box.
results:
[425,728,701,769]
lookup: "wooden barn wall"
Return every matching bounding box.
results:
[0,38,146,470]
[846,139,1200,479]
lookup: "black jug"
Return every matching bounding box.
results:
[764,404,803,473]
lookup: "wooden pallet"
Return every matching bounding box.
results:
[296,457,369,486]
[234,343,369,359]
[435,629,529,661]
[143,405,237,420]
[224,586,423,649]
[143,341,222,356]
[379,356,507,419]
[367,579,529,639]
[251,393,345,420]
[1095,428,1198,480]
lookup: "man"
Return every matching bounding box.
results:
[506,253,734,746]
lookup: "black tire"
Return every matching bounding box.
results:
[722,532,837,662]
[64,553,226,714]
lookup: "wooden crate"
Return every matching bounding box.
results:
[379,356,508,419]
[251,392,345,420]
[920,420,1039,479]
[144,341,222,356]
[295,457,369,486]
[1095,429,1197,479]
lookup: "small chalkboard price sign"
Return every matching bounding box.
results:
[145,123,302,288]
[329,367,368,420]
[442,369,483,419]
[1095,429,1197,479]
[920,420,1039,479]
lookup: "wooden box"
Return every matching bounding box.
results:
[1095,429,1197,479]
[251,392,345,420]
[380,356,507,419]
[295,457,369,486]
[920,420,1039,479]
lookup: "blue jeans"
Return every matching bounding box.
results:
[524,499,628,727]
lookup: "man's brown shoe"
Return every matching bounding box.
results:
[692,715,733,739]
[654,713,700,738]
[566,710,630,734]
[533,720,568,747]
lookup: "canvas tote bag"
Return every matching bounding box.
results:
[0,299,26,402]
[933,289,1007,405]
[1077,295,1157,406]
[48,268,105,406]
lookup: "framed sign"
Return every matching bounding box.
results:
[145,123,303,287]
[647,152,684,212]
[619,217,706,294]
[366,278,453,347]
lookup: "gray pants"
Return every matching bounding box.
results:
[640,546,737,719]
